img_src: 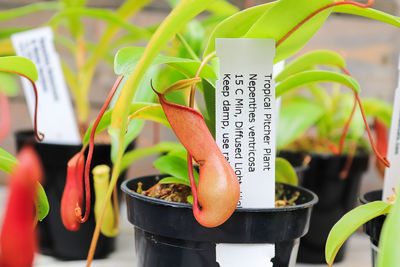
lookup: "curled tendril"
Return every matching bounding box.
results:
[29,79,44,141]
[74,76,124,224]
[341,68,390,167]
[0,69,44,141]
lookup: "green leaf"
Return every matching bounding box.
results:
[308,84,331,109]
[275,50,346,82]
[0,72,18,97]
[166,0,180,8]
[275,157,298,185]
[175,32,201,61]
[0,2,62,22]
[167,146,187,160]
[326,201,392,266]
[276,70,361,97]
[111,0,215,134]
[83,103,170,146]
[278,97,324,149]
[207,0,239,16]
[330,93,364,141]
[204,3,274,57]
[244,0,334,63]
[0,56,38,82]
[159,176,191,187]
[187,194,193,204]
[120,142,182,172]
[122,66,160,152]
[203,78,216,136]
[334,6,400,28]
[362,98,392,127]
[0,27,29,41]
[36,182,49,221]
[0,150,49,221]
[377,189,400,267]
[154,155,199,185]
[162,77,202,95]
[114,46,216,78]
[181,20,205,59]
[205,0,335,62]
[0,147,17,174]
[48,8,151,40]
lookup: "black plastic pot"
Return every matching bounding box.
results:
[360,190,385,267]
[122,175,318,267]
[15,130,133,260]
[279,150,369,263]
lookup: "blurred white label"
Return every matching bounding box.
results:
[383,84,400,201]
[11,27,80,144]
[216,38,276,209]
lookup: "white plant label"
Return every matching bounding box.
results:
[215,38,276,267]
[11,27,80,144]
[216,38,276,209]
[383,75,400,200]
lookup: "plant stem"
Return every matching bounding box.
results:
[356,93,390,167]
[86,134,124,267]
[176,33,201,61]
[340,140,357,179]
[112,185,120,233]
[338,91,357,154]
[189,51,216,107]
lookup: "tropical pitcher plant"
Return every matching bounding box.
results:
[45,0,400,266]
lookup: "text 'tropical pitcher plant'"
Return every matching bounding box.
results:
[80,0,400,265]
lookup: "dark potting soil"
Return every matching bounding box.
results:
[136,181,300,207]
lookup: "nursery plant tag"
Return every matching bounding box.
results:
[215,38,276,267]
[383,77,400,201]
[11,27,80,144]
[215,38,276,209]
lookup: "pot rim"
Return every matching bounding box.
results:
[279,149,370,160]
[359,189,382,204]
[121,174,318,213]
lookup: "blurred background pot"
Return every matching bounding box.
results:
[279,150,369,263]
[15,130,134,260]
[359,190,386,267]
